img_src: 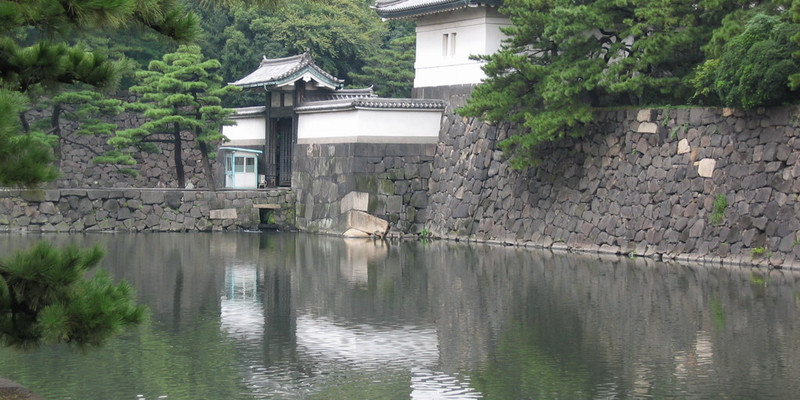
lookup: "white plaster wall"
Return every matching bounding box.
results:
[414,7,508,88]
[222,116,265,145]
[297,109,442,143]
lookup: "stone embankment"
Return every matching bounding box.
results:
[0,188,293,232]
[292,142,434,235]
[427,106,800,268]
[25,99,210,189]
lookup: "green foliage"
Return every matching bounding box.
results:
[0,242,147,349]
[106,45,238,188]
[461,0,792,168]
[471,323,595,398]
[0,90,59,186]
[710,297,726,330]
[711,194,728,225]
[749,271,769,286]
[349,20,416,98]
[215,0,385,106]
[750,246,772,259]
[0,0,200,188]
[693,13,800,109]
[418,227,430,239]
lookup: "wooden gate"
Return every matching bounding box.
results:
[277,119,293,187]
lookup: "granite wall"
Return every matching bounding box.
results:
[292,142,435,235]
[0,188,294,232]
[56,130,210,189]
[24,99,210,189]
[427,106,800,267]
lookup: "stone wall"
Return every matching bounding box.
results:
[56,130,210,189]
[25,100,210,189]
[0,188,293,232]
[292,142,434,235]
[427,106,800,267]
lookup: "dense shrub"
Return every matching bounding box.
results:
[693,13,800,110]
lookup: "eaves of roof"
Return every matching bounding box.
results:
[229,53,344,90]
[229,106,266,117]
[373,0,502,20]
[295,98,446,113]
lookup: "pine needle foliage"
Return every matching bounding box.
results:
[0,0,200,189]
[0,0,202,352]
[460,0,794,169]
[0,242,147,350]
[105,45,239,189]
[350,34,415,98]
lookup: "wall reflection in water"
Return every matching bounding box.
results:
[0,232,798,399]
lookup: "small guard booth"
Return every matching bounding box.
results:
[220,146,262,189]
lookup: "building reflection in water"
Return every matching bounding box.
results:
[221,264,263,342]
[0,232,798,399]
[218,235,482,398]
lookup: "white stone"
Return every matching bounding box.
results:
[677,139,691,154]
[342,228,371,238]
[341,191,369,213]
[210,208,237,219]
[696,158,716,178]
[254,203,281,209]
[637,109,654,122]
[637,122,658,134]
[345,210,389,237]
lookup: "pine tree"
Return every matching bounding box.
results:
[0,0,199,188]
[350,34,415,98]
[106,45,239,189]
[0,242,147,350]
[460,0,791,169]
[0,0,199,350]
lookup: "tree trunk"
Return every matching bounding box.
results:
[50,103,62,170]
[173,124,185,188]
[198,140,216,191]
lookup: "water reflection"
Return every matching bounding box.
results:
[0,232,798,399]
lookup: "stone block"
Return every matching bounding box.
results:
[165,191,183,209]
[345,210,389,236]
[19,190,45,202]
[340,191,369,213]
[637,122,659,134]
[696,158,716,178]
[141,191,165,204]
[677,139,691,155]
[637,109,655,122]
[39,202,57,215]
[342,228,371,238]
[44,190,61,202]
[210,208,237,219]
[87,190,109,200]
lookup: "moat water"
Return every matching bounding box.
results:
[0,232,799,399]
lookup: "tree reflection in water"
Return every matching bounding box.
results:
[0,232,797,399]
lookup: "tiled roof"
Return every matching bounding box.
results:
[229,53,344,90]
[295,97,446,113]
[303,87,376,102]
[373,0,502,20]
[229,106,266,117]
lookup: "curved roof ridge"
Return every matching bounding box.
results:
[296,97,446,113]
[374,0,502,20]
[229,52,343,90]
